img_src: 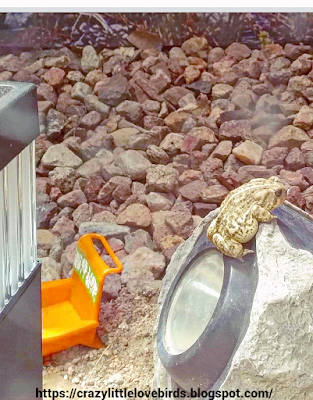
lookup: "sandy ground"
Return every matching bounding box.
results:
[43,288,159,397]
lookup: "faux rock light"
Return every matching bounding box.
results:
[154,202,313,399]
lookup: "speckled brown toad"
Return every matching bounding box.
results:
[207,176,287,260]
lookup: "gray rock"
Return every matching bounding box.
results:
[124,229,154,253]
[49,237,64,263]
[103,274,122,300]
[49,167,80,194]
[116,100,143,124]
[84,94,110,118]
[71,82,92,101]
[111,128,139,147]
[41,144,83,168]
[115,150,151,180]
[46,108,67,140]
[76,158,103,178]
[98,76,130,106]
[146,192,174,212]
[41,257,61,282]
[122,247,166,279]
[146,165,179,193]
[79,222,130,240]
[81,45,100,73]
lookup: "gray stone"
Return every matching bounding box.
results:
[111,128,139,147]
[84,94,110,118]
[124,229,154,253]
[71,82,92,101]
[123,247,166,279]
[79,222,130,240]
[81,45,100,73]
[103,274,122,300]
[41,257,61,282]
[49,167,80,194]
[115,150,151,180]
[116,100,143,124]
[146,192,174,212]
[146,165,179,193]
[41,144,83,168]
[98,76,130,106]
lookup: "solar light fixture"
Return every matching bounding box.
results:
[0,81,41,400]
[156,202,313,395]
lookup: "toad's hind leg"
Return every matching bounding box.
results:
[211,233,253,260]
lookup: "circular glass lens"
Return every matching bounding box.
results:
[164,250,224,355]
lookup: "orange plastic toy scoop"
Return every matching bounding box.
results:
[42,233,123,357]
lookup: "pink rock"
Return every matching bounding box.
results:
[219,119,252,141]
[261,147,289,168]
[117,204,152,227]
[165,211,194,240]
[179,179,208,202]
[298,167,313,185]
[178,170,203,185]
[285,148,306,170]
[50,187,62,202]
[200,158,224,182]
[52,216,76,247]
[201,184,229,204]
[83,175,105,202]
[57,190,87,208]
[286,186,306,209]
[279,170,310,191]
[42,67,65,87]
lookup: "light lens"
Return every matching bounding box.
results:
[165,250,224,355]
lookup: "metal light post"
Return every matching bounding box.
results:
[0,81,42,400]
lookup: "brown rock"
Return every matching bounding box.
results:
[219,119,252,141]
[83,175,105,202]
[279,170,309,191]
[211,140,232,161]
[160,235,185,261]
[160,133,185,155]
[164,111,190,132]
[201,184,229,204]
[165,211,194,240]
[232,140,264,165]
[164,87,192,107]
[146,165,179,193]
[72,203,93,227]
[225,42,252,61]
[261,147,289,168]
[200,158,224,182]
[268,126,310,149]
[179,179,208,202]
[57,190,87,208]
[293,106,313,131]
[117,204,151,227]
[42,67,65,86]
[285,148,306,170]
[52,216,76,247]
[286,186,306,209]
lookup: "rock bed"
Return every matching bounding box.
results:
[2,37,313,388]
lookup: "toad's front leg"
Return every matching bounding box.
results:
[251,204,277,222]
[211,233,254,260]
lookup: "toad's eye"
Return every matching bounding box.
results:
[275,189,282,197]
